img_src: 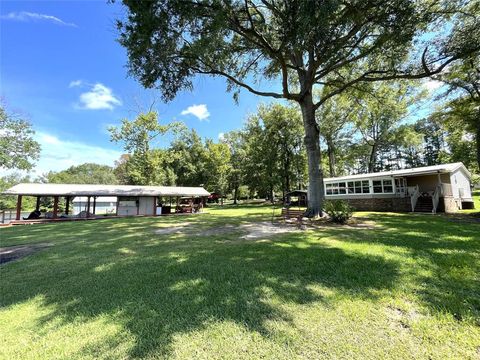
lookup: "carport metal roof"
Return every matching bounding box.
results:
[2,183,211,197]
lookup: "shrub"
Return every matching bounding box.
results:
[324,200,353,224]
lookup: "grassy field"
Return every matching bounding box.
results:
[1,203,479,359]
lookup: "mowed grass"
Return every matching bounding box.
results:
[1,204,479,359]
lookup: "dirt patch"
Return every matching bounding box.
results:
[154,221,302,239]
[0,243,52,265]
[386,304,424,333]
[154,222,193,235]
[154,217,378,239]
[239,222,302,240]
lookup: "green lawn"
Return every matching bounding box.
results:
[1,205,479,359]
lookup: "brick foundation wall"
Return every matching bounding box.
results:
[343,197,411,212]
[443,196,461,213]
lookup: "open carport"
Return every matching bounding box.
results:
[2,183,210,223]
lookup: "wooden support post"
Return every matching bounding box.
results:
[115,198,119,216]
[93,196,97,215]
[153,197,157,216]
[36,196,41,211]
[86,196,91,218]
[53,196,59,219]
[16,195,22,220]
[65,197,70,215]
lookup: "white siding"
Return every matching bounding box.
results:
[450,168,472,199]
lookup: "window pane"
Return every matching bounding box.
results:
[383,179,392,186]
[339,188,346,194]
[372,180,381,186]
[326,189,332,195]
[361,180,369,193]
[354,181,362,193]
[348,183,355,194]
[339,182,346,188]
[383,185,393,193]
[333,188,339,194]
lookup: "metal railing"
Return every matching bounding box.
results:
[410,184,420,212]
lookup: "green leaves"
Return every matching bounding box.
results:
[0,105,41,171]
[45,163,118,185]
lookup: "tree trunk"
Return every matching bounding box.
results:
[233,185,238,205]
[476,120,480,173]
[326,137,336,177]
[368,143,378,173]
[284,153,290,194]
[299,95,324,217]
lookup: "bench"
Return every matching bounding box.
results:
[280,208,306,220]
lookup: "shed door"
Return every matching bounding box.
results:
[138,197,155,215]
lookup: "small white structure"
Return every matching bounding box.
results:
[73,196,117,215]
[323,162,474,213]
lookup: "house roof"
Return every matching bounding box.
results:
[324,162,470,182]
[2,183,211,197]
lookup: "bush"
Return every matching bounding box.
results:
[324,200,353,224]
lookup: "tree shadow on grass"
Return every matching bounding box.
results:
[0,226,399,358]
[327,213,480,323]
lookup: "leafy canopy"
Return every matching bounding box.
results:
[116,0,479,107]
[0,104,40,171]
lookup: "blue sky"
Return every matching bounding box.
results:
[0,1,442,177]
[0,0,268,176]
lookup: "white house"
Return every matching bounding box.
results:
[323,162,474,213]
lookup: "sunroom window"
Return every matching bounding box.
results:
[327,180,370,195]
[373,179,394,193]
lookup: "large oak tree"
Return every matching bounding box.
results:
[115,0,479,216]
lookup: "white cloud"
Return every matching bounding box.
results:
[180,104,210,121]
[423,79,443,92]
[40,133,61,145]
[69,80,82,88]
[32,132,122,176]
[0,11,77,27]
[77,83,122,110]
[218,132,225,141]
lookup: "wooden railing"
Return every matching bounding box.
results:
[432,184,443,214]
[410,185,420,212]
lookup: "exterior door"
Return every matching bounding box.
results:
[395,178,406,197]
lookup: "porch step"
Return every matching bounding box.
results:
[414,196,433,213]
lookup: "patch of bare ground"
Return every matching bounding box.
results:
[154,217,378,240]
[238,222,302,240]
[154,222,194,235]
[386,304,424,333]
[154,221,302,239]
[0,243,52,265]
